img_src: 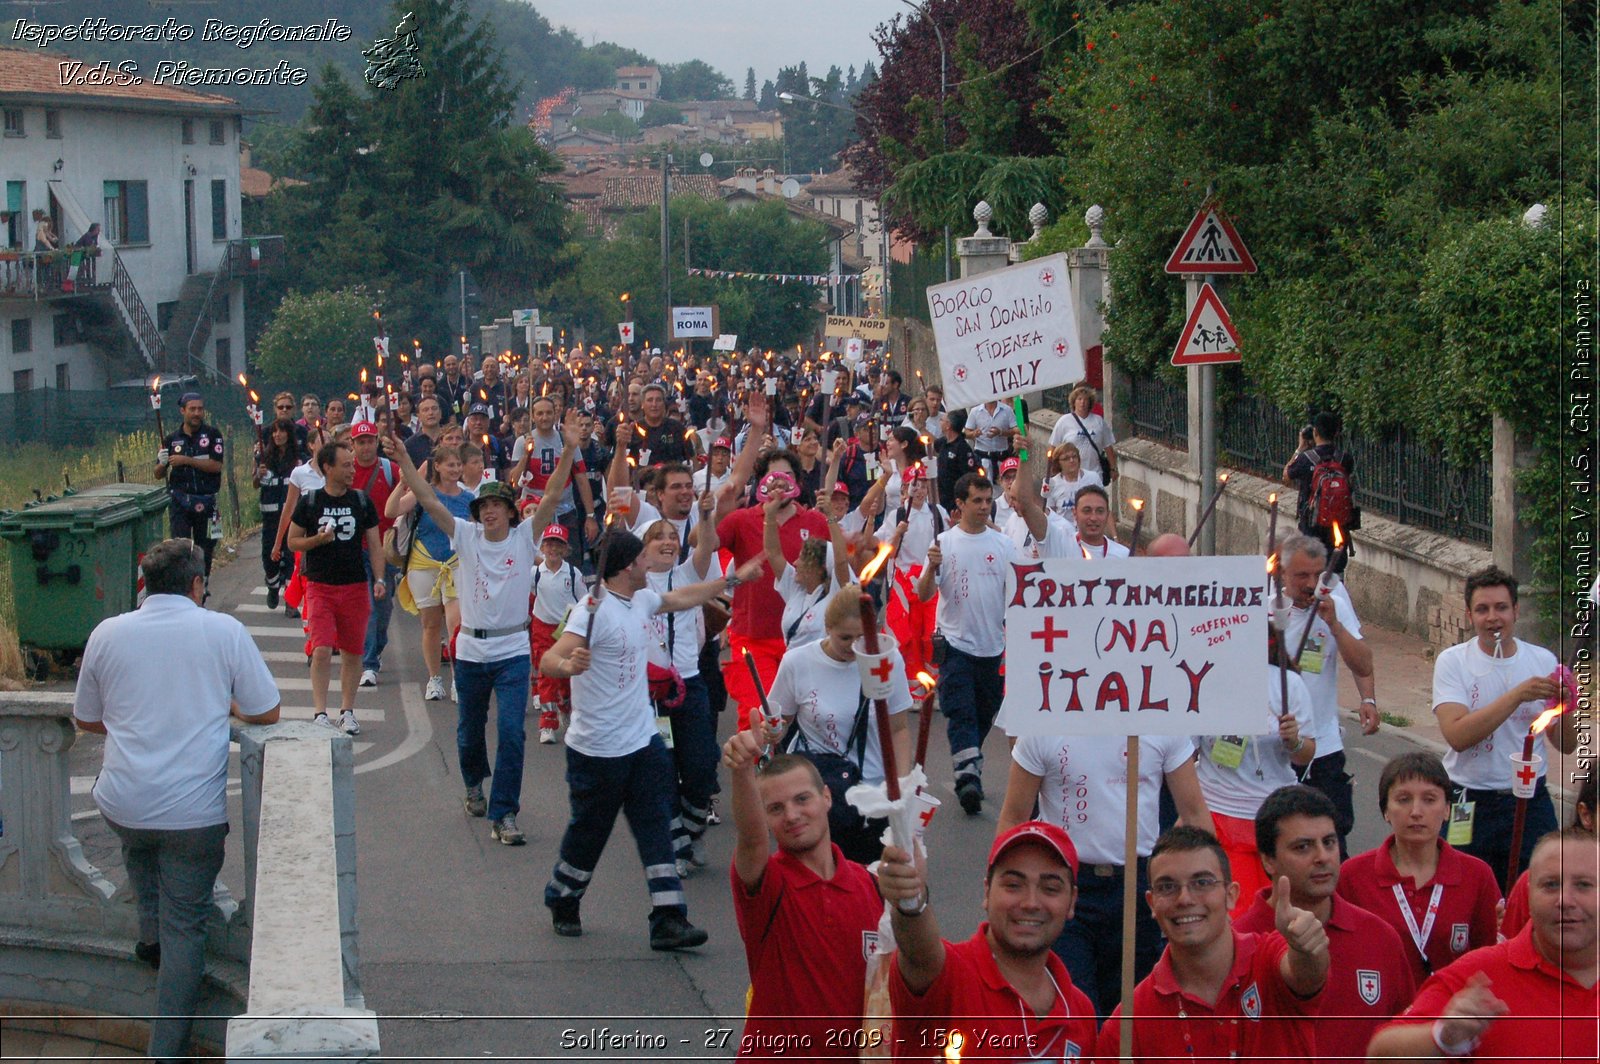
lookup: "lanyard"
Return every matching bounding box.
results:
[1392,883,1445,969]
[1076,534,1107,557]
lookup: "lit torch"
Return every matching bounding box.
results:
[1292,522,1344,668]
[1505,702,1567,891]
[913,670,938,770]
[149,376,165,438]
[1127,497,1146,555]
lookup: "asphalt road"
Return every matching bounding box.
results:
[61,538,1439,1061]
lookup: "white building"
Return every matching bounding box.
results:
[0,47,268,393]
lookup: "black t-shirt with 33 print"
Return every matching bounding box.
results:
[291,487,378,585]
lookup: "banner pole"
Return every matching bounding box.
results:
[1119,735,1139,1060]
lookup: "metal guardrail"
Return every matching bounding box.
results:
[181,237,285,382]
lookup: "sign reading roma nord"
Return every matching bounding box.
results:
[924,253,1083,408]
[823,314,890,341]
[997,556,1267,738]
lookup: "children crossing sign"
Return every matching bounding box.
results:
[1171,283,1242,366]
[1165,203,1257,274]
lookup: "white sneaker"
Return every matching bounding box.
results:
[339,710,360,736]
[539,727,557,744]
[424,676,445,701]
[450,678,457,702]
[312,712,336,729]
[359,669,378,688]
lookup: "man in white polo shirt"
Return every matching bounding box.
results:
[1070,483,1129,559]
[1278,533,1374,856]
[74,538,280,1063]
[915,466,1062,815]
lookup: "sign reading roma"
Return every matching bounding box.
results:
[997,556,1267,738]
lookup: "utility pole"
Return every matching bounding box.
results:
[661,151,672,351]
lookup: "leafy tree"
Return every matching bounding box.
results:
[759,80,779,109]
[575,111,642,138]
[640,102,686,128]
[660,60,736,100]
[744,68,759,101]
[254,288,376,394]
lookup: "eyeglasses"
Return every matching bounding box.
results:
[1150,875,1224,898]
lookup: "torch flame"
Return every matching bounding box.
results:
[1529,704,1566,737]
[1129,498,1145,512]
[360,368,368,384]
[236,372,248,387]
[915,670,936,694]
[858,540,894,583]
[944,1030,964,1062]
[1266,552,1278,576]
[1332,522,1344,550]
[1268,491,1278,504]
[1219,472,1231,484]
[248,389,259,403]
[636,424,647,438]
[150,376,161,393]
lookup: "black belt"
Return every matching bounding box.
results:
[467,622,530,640]
[1084,856,1148,878]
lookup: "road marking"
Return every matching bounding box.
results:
[1349,747,1388,765]
[259,650,312,664]
[356,679,431,777]
[278,705,388,723]
[244,625,306,640]
[234,604,281,613]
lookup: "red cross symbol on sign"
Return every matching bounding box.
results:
[1516,761,1539,788]
[1039,268,1055,285]
[1053,340,1067,356]
[1030,616,1070,652]
[953,365,969,381]
[869,656,896,684]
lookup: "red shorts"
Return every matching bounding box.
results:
[529,615,571,710]
[724,631,786,729]
[305,580,372,656]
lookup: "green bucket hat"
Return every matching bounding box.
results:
[469,479,520,523]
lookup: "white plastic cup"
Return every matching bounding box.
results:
[1510,753,1543,799]
[854,632,899,700]
[613,485,634,517]
[912,790,941,845]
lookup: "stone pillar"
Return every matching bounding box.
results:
[1492,415,1549,640]
[957,201,1011,279]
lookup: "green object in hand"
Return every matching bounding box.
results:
[1012,396,1029,461]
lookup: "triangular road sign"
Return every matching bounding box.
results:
[1172,283,1242,366]
[1165,202,1257,274]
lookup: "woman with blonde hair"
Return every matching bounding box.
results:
[1048,384,1118,483]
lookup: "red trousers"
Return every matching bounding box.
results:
[528,615,570,711]
[886,566,937,692]
[724,630,785,730]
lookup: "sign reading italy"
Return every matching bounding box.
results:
[997,556,1267,738]
[924,253,1083,408]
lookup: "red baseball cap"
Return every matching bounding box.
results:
[999,457,1021,477]
[712,437,733,451]
[831,481,851,496]
[350,421,378,438]
[541,523,569,542]
[901,464,926,484]
[987,821,1079,880]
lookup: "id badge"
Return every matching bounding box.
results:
[1447,800,1475,846]
[1210,735,1248,770]
[656,714,675,748]
[1300,631,1327,674]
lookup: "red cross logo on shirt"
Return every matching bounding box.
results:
[1030,616,1070,652]
[869,656,896,685]
[504,556,516,568]
[984,553,996,564]
[1516,761,1539,788]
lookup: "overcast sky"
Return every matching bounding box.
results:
[523,0,901,88]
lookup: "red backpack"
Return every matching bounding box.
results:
[1308,454,1354,529]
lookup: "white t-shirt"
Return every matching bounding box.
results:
[968,402,1016,455]
[75,595,280,830]
[1049,409,1116,474]
[1281,588,1363,755]
[1045,470,1103,520]
[288,461,325,494]
[451,517,539,663]
[934,525,1020,657]
[1432,637,1559,789]
[1001,508,1075,561]
[769,638,912,785]
[775,563,835,646]
[531,560,583,625]
[1073,533,1130,560]
[646,558,710,678]
[623,497,663,532]
[1195,669,1313,820]
[564,587,663,758]
[693,466,732,497]
[1011,734,1196,865]
[893,501,948,570]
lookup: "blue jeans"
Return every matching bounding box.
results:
[362,558,401,672]
[107,818,228,1062]
[1052,859,1163,1020]
[939,646,1004,790]
[668,675,717,859]
[545,735,685,929]
[455,654,531,821]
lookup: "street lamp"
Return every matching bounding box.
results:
[896,0,950,282]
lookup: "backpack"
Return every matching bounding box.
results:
[897,501,944,539]
[1308,453,1354,529]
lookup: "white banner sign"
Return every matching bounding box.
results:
[533,326,554,344]
[998,556,1267,737]
[512,308,539,327]
[925,253,1083,408]
[671,305,716,339]
[713,334,739,351]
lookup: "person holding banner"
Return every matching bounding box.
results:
[721,729,883,1063]
[915,468,1061,815]
[1098,825,1329,1062]
[1236,785,1416,1060]
[997,733,1212,1019]
[880,821,1100,1063]
[995,457,1074,561]
[1194,635,1316,913]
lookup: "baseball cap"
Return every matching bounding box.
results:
[901,464,926,484]
[469,479,519,522]
[350,421,378,438]
[712,437,733,452]
[988,821,1079,881]
[831,481,851,496]
[1000,457,1021,478]
[541,523,569,542]
[467,402,490,416]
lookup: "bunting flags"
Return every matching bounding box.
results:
[686,267,861,286]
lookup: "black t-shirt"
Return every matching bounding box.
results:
[936,436,979,512]
[405,431,437,467]
[292,487,378,585]
[629,417,693,464]
[164,423,225,496]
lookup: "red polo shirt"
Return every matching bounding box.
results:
[1336,837,1500,988]
[733,844,883,1061]
[1236,889,1417,1059]
[1095,928,1321,1063]
[716,504,830,641]
[889,925,1097,1062]
[1375,925,1598,1064]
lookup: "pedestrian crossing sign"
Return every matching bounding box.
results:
[1171,282,1242,366]
[1165,202,1257,274]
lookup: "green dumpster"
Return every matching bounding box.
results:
[0,491,144,656]
[72,481,171,560]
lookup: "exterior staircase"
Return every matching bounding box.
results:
[161,270,216,376]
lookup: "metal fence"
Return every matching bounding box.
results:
[1124,375,1492,546]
